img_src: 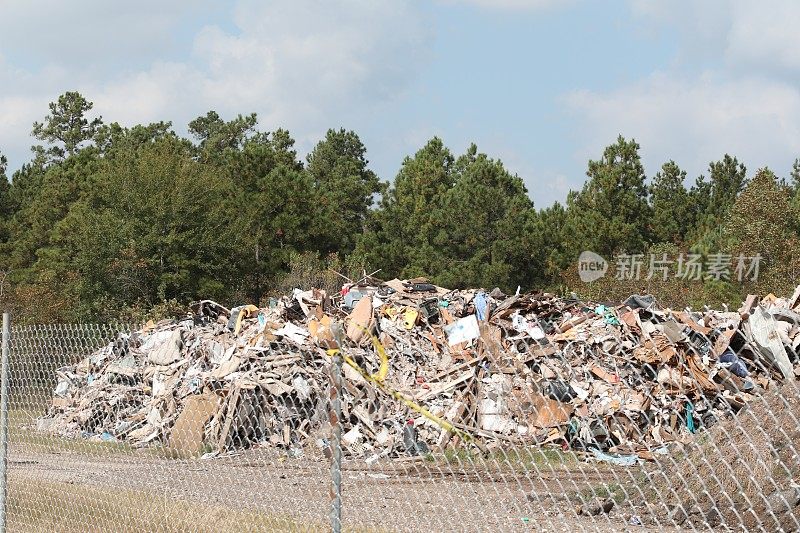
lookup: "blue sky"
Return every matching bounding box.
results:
[1,0,799,207]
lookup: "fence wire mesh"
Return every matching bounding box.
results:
[1,290,799,532]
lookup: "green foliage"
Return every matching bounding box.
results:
[708,155,748,212]
[649,161,691,244]
[562,136,651,257]
[31,91,102,160]
[355,137,455,279]
[188,110,257,163]
[95,121,174,154]
[6,149,101,275]
[0,92,798,320]
[0,153,12,250]
[37,135,235,318]
[565,242,744,310]
[355,140,538,292]
[433,145,536,291]
[690,155,748,250]
[534,202,568,282]
[115,298,188,325]
[790,158,800,214]
[725,168,800,296]
[272,251,347,298]
[307,129,384,255]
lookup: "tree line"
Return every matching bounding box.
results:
[0,92,798,322]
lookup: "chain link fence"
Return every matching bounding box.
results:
[0,292,799,532]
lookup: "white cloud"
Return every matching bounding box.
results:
[564,72,800,179]
[442,0,573,10]
[561,1,800,184]
[91,63,201,126]
[725,0,800,73]
[0,0,214,70]
[630,0,800,77]
[191,0,430,134]
[628,0,731,65]
[0,0,432,169]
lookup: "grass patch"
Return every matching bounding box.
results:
[8,408,136,455]
[7,408,202,460]
[499,447,579,468]
[571,482,628,505]
[6,474,329,533]
[436,445,580,471]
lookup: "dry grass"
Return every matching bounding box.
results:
[7,408,206,460]
[644,382,800,531]
[435,445,584,472]
[4,406,383,532]
[6,474,327,533]
[9,410,142,458]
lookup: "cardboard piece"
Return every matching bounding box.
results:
[168,394,219,454]
[530,393,574,428]
[346,296,374,343]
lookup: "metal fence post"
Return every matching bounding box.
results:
[328,322,343,533]
[0,312,10,533]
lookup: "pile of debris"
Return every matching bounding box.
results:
[38,278,800,462]
[645,383,800,530]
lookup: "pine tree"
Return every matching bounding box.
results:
[690,155,748,250]
[434,144,536,290]
[708,155,748,221]
[536,201,568,280]
[356,141,540,291]
[188,111,257,163]
[228,129,314,302]
[354,137,454,279]
[790,158,800,214]
[562,136,651,259]
[0,154,12,267]
[649,161,690,244]
[307,129,383,255]
[31,91,103,160]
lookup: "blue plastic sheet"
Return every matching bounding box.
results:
[719,347,749,377]
[474,291,488,321]
[590,448,639,466]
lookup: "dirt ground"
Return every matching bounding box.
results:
[5,439,685,533]
[645,383,800,532]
